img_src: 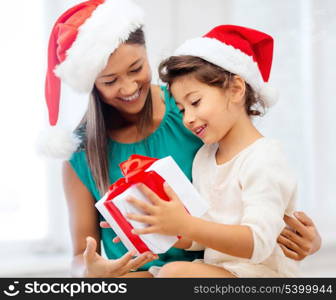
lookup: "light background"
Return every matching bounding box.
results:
[0,0,335,276]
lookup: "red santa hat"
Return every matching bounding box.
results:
[174,25,278,107]
[40,0,144,159]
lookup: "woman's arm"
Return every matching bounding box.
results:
[62,162,154,277]
[62,161,101,276]
[278,211,322,261]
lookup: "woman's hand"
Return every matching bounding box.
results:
[100,221,122,243]
[277,211,322,261]
[83,236,156,277]
[126,182,191,236]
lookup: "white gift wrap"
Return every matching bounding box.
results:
[95,156,209,255]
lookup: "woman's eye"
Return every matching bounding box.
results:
[192,99,201,106]
[104,78,117,86]
[130,65,143,73]
[179,109,185,114]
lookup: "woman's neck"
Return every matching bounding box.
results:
[216,115,263,165]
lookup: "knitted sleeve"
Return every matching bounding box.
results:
[239,141,297,264]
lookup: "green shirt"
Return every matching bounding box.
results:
[69,86,203,270]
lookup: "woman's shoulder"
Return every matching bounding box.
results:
[154,84,176,110]
[68,146,87,170]
[68,126,88,166]
[151,84,167,99]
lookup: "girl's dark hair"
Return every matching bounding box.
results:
[76,27,152,196]
[158,55,265,117]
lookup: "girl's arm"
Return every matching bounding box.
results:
[101,221,194,250]
[172,237,192,249]
[62,162,155,277]
[127,183,253,259]
[179,216,253,258]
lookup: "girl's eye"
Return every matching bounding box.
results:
[104,78,117,86]
[179,108,185,114]
[192,99,201,106]
[130,65,143,73]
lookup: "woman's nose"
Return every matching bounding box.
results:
[120,78,138,96]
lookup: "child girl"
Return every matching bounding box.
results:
[126,25,299,277]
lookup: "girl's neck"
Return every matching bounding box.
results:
[216,115,263,165]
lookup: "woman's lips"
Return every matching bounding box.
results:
[118,87,141,102]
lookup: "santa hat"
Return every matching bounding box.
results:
[40,0,144,159]
[174,25,278,107]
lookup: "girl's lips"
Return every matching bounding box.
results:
[194,125,207,137]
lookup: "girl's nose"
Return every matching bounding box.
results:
[183,111,195,127]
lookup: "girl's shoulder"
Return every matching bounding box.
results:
[239,137,296,181]
[193,143,217,167]
[244,137,287,163]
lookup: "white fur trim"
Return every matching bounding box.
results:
[36,127,81,160]
[259,84,279,107]
[174,37,276,107]
[55,0,144,93]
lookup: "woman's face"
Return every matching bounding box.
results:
[95,44,152,118]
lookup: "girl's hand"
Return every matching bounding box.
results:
[83,236,156,277]
[126,182,190,236]
[277,211,322,261]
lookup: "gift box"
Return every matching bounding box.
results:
[95,155,209,255]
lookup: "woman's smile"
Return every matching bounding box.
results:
[117,87,142,103]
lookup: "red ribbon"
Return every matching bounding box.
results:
[104,155,170,253]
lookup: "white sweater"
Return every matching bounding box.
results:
[189,138,299,277]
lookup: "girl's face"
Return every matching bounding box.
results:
[171,75,244,144]
[95,43,152,118]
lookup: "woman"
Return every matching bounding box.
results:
[44,0,321,277]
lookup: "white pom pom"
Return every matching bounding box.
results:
[36,127,82,160]
[259,84,279,108]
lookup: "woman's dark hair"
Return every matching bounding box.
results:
[76,27,152,196]
[158,55,265,117]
